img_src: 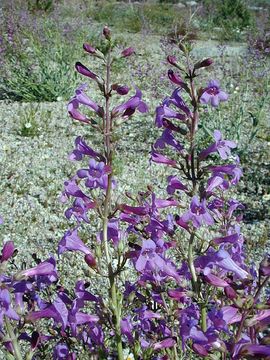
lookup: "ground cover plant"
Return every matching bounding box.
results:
[0,0,270,359]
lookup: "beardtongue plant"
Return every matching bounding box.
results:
[115,45,270,359]
[1,28,270,360]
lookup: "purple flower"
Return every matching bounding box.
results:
[167,55,178,66]
[206,175,226,193]
[83,43,96,54]
[61,177,89,203]
[245,309,270,327]
[103,26,111,40]
[73,311,99,325]
[233,344,270,359]
[215,249,249,279]
[121,47,135,58]
[75,62,98,80]
[155,102,186,128]
[68,84,104,123]
[135,240,165,272]
[151,151,177,167]
[194,58,214,70]
[168,288,188,302]
[154,129,184,152]
[0,288,19,327]
[65,198,96,223]
[167,175,187,194]
[202,267,229,287]
[179,196,214,229]
[20,257,57,278]
[213,233,239,245]
[196,249,249,280]
[75,84,103,115]
[67,99,90,123]
[121,316,134,343]
[77,159,111,190]
[153,338,176,350]
[207,164,242,185]
[53,343,70,359]
[0,241,15,262]
[84,253,97,268]
[168,70,186,87]
[58,228,93,256]
[112,87,148,117]
[192,343,208,357]
[27,296,68,330]
[200,130,237,160]
[97,218,122,246]
[168,88,191,117]
[154,198,179,209]
[120,204,150,216]
[69,136,105,162]
[135,240,180,281]
[112,84,129,95]
[200,80,228,107]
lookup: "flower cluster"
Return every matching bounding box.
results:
[0,29,269,360]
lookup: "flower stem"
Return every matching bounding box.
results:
[5,318,23,360]
[102,43,124,360]
[161,293,179,360]
[188,233,197,292]
[200,303,207,332]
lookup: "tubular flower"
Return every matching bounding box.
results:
[77,159,111,190]
[69,136,105,162]
[179,196,214,229]
[200,80,228,107]
[20,257,57,278]
[58,228,93,256]
[154,129,184,152]
[68,84,104,123]
[75,62,98,80]
[200,130,237,160]
[112,87,148,117]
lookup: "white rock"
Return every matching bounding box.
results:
[186,1,197,7]
[175,2,185,9]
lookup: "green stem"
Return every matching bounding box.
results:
[200,303,207,332]
[188,233,197,292]
[110,277,123,360]
[102,43,124,360]
[5,318,23,360]
[160,293,179,360]
[26,351,34,360]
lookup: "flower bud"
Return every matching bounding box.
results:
[31,331,40,350]
[192,343,208,356]
[112,84,129,95]
[75,62,97,80]
[121,47,135,58]
[1,241,15,262]
[168,69,186,87]
[84,254,97,269]
[224,286,237,300]
[167,55,177,66]
[83,43,96,54]
[194,58,214,70]
[103,26,111,40]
